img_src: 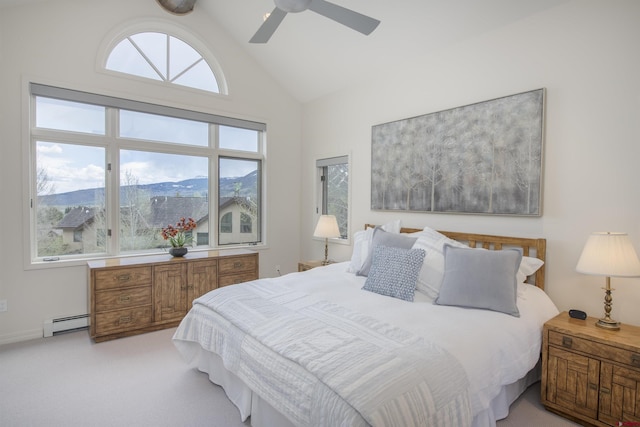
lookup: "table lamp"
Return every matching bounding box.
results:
[576,232,640,330]
[314,215,341,265]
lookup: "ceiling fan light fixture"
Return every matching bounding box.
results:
[156,0,197,15]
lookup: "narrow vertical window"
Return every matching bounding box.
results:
[317,156,349,239]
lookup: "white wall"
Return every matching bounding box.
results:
[301,1,640,325]
[0,0,302,343]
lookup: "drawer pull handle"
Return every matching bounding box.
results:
[119,295,130,302]
[632,355,640,368]
[116,274,131,282]
[233,262,243,269]
[589,383,598,390]
[601,387,611,395]
[562,336,573,348]
[119,316,131,323]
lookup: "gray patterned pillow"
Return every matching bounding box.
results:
[362,245,426,301]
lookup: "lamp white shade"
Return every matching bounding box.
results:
[313,215,341,239]
[576,232,640,277]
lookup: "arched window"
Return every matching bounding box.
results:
[220,212,232,233]
[105,31,224,94]
[240,212,252,233]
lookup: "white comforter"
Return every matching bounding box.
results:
[174,262,559,426]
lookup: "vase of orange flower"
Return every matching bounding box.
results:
[161,217,197,257]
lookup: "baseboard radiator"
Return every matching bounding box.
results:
[43,314,89,337]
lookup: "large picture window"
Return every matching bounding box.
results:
[30,83,264,263]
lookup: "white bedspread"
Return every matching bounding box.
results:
[174,262,559,426]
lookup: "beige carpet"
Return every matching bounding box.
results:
[0,328,579,426]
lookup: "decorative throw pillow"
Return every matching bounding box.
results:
[362,245,426,301]
[347,220,402,273]
[410,227,468,299]
[357,227,417,277]
[435,244,522,317]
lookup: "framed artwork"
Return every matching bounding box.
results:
[371,88,545,216]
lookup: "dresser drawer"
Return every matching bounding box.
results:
[94,266,152,291]
[219,271,257,287]
[549,330,640,368]
[95,286,152,312]
[95,306,152,335]
[219,255,257,275]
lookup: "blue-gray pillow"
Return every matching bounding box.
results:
[362,245,426,301]
[435,244,522,317]
[357,227,417,277]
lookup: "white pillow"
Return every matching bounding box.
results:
[411,227,467,299]
[347,220,401,273]
[517,256,544,283]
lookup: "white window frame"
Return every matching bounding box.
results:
[316,154,351,244]
[25,83,265,268]
[97,21,228,96]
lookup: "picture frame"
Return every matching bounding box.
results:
[371,88,545,216]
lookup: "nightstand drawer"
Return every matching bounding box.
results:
[94,267,152,291]
[219,255,257,275]
[549,330,640,368]
[95,286,152,312]
[95,306,152,335]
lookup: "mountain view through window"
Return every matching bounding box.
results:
[32,88,263,260]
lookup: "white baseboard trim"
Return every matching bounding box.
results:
[0,328,43,346]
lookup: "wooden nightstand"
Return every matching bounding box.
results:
[298,260,333,272]
[541,311,640,426]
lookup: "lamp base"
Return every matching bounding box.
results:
[596,318,620,331]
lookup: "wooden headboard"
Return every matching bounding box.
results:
[364,224,547,290]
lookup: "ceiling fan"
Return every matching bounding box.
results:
[250,0,380,43]
[156,0,197,15]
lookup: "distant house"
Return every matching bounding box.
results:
[55,196,258,250]
[56,206,99,252]
[210,196,258,245]
[149,196,209,246]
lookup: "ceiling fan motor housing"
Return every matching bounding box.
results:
[156,0,196,15]
[274,0,312,13]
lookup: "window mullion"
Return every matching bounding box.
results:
[211,124,218,247]
[169,58,203,83]
[106,107,120,255]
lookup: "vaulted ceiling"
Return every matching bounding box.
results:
[196,0,568,103]
[1,0,570,103]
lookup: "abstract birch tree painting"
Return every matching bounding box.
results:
[371,89,544,215]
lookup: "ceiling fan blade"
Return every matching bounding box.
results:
[308,0,380,35]
[250,8,288,43]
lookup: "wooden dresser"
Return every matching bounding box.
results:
[88,249,258,342]
[541,311,640,426]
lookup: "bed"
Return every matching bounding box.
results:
[173,223,559,427]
